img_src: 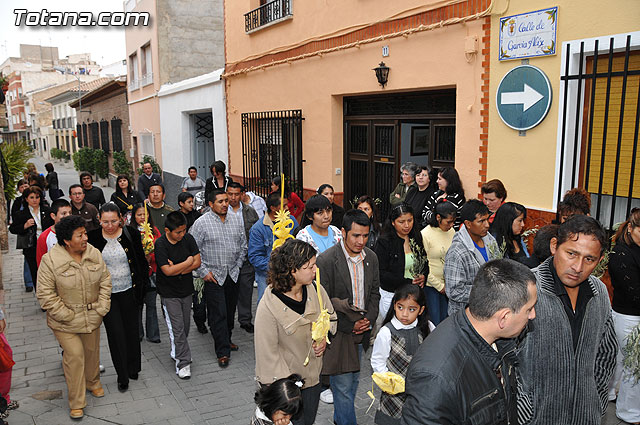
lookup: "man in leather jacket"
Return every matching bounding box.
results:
[401,259,537,425]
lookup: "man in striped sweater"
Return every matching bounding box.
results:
[517,215,617,425]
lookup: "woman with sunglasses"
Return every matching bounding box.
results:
[88,203,149,393]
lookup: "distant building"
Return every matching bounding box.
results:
[44,78,112,154]
[0,44,101,144]
[99,60,127,78]
[27,80,80,158]
[71,78,134,186]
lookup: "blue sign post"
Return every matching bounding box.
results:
[496,65,552,131]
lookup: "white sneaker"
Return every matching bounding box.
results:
[177,364,191,380]
[320,388,333,404]
[253,281,258,288]
[99,364,105,373]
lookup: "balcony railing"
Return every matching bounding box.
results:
[245,0,292,33]
[128,78,139,91]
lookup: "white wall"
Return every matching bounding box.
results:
[158,69,227,177]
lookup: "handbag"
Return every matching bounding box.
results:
[16,226,35,249]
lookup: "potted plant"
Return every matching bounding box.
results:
[0,76,8,95]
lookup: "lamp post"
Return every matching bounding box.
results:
[373,62,390,88]
[54,66,82,113]
[54,66,84,152]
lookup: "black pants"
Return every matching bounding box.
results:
[236,261,255,326]
[204,275,239,358]
[193,289,206,329]
[103,288,141,385]
[292,383,321,425]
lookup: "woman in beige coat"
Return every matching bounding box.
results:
[255,239,336,425]
[37,215,111,420]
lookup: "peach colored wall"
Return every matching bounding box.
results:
[486,0,640,211]
[125,0,163,165]
[226,19,485,194]
[227,0,471,64]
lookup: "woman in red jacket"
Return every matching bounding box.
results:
[271,176,305,223]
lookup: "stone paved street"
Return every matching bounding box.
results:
[0,157,626,424]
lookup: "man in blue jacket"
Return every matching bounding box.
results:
[248,192,298,303]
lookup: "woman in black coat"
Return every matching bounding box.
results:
[45,162,61,201]
[374,203,428,319]
[9,186,54,289]
[607,208,640,419]
[88,203,149,392]
[204,160,233,203]
[110,174,143,223]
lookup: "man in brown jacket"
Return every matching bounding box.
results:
[317,209,380,425]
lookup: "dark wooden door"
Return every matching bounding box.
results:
[345,119,398,218]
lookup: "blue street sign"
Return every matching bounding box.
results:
[496,65,552,131]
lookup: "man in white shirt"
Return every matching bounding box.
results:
[181,167,206,197]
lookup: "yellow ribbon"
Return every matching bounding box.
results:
[305,268,331,366]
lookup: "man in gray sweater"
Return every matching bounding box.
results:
[517,215,617,425]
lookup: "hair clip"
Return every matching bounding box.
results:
[295,381,303,388]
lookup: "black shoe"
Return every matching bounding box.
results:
[129,373,138,380]
[147,338,161,344]
[197,324,208,334]
[230,342,239,351]
[118,382,129,392]
[25,286,33,293]
[240,323,254,333]
[218,356,229,368]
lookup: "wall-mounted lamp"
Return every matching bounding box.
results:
[373,62,390,88]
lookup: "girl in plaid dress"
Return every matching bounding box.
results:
[251,374,303,425]
[370,285,431,425]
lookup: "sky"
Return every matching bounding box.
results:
[0,0,127,66]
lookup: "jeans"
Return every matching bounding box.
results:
[329,345,363,425]
[424,286,448,326]
[139,285,160,342]
[23,257,33,288]
[255,272,267,305]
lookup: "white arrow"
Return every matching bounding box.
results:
[501,83,544,112]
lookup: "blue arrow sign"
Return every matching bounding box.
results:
[496,65,552,131]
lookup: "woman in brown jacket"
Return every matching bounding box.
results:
[37,215,111,420]
[254,239,336,425]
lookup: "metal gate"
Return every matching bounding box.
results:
[191,112,215,178]
[241,110,303,198]
[558,34,640,229]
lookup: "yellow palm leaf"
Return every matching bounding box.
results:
[372,372,406,395]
